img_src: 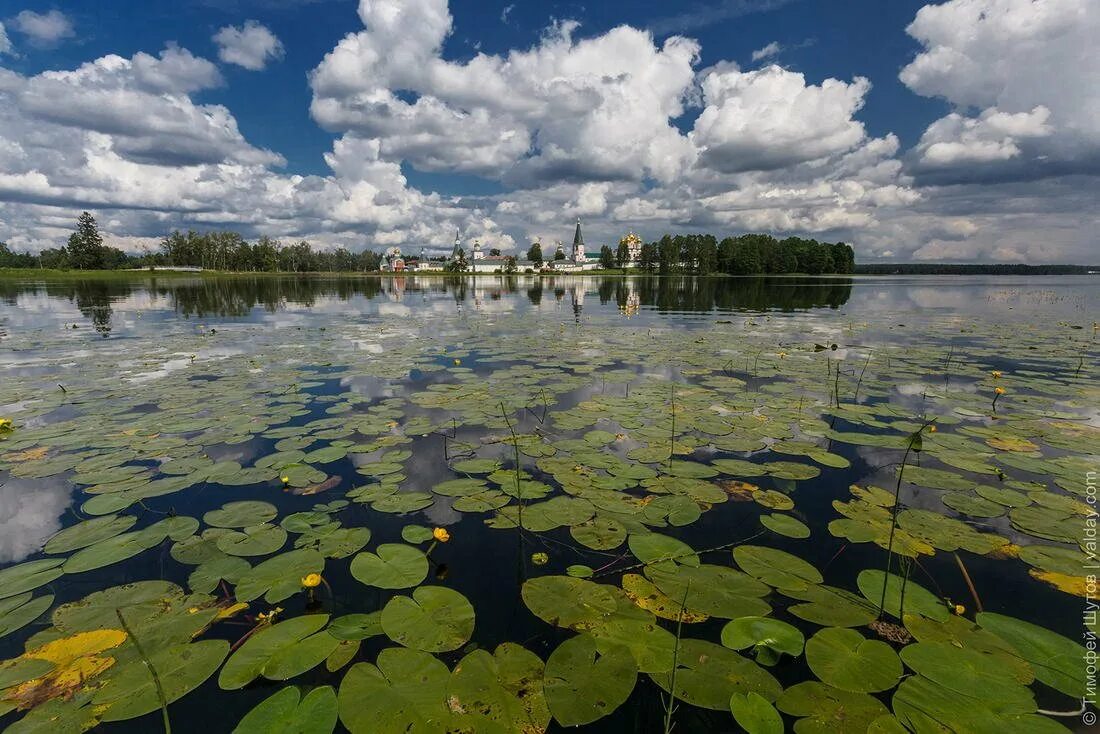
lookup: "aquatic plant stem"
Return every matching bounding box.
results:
[879,425,925,619]
[953,552,984,613]
[662,582,690,734]
[853,352,872,403]
[117,608,171,734]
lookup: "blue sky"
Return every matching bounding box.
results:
[0,0,1095,262]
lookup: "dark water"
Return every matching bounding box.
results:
[0,273,1097,733]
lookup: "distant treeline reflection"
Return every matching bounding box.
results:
[0,275,852,332]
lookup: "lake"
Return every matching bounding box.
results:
[0,273,1097,733]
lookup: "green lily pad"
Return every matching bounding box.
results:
[721,616,805,665]
[232,685,338,734]
[521,576,617,629]
[234,548,325,603]
[94,640,230,721]
[805,627,902,692]
[381,586,475,652]
[976,612,1088,697]
[204,501,278,528]
[400,525,435,544]
[216,523,288,557]
[730,692,784,734]
[338,648,450,734]
[777,681,888,733]
[327,612,383,641]
[571,517,627,550]
[349,544,428,589]
[627,533,699,568]
[856,570,948,621]
[43,515,137,555]
[783,585,879,628]
[0,558,64,601]
[0,593,54,638]
[219,614,331,689]
[760,513,810,538]
[447,644,550,733]
[645,564,771,619]
[545,633,637,726]
[899,641,1035,709]
[651,638,781,709]
[733,545,823,591]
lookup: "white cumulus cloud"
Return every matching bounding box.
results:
[213,20,285,71]
[11,9,74,47]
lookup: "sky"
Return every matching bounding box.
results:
[0,0,1096,263]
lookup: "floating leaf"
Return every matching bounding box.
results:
[521,576,617,629]
[733,545,822,591]
[233,548,324,603]
[777,681,888,733]
[349,544,428,589]
[651,638,781,710]
[760,513,810,538]
[805,627,902,692]
[232,685,338,734]
[447,643,550,734]
[216,523,288,557]
[856,570,948,621]
[544,633,636,726]
[204,501,278,529]
[338,648,450,734]
[0,559,65,600]
[721,616,804,665]
[219,614,331,689]
[93,640,229,721]
[381,586,475,652]
[976,611,1088,697]
[0,593,53,638]
[730,692,784,734]
[43,515,137,555]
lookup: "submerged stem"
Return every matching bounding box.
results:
[117,608,171,734]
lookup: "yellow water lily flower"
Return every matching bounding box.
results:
[928,425,937,433]
[433,527,451,543]
[0,418,12,434]
[777,351,787,359]
[281,475,290,484]
[453,358,462,366]
[953,603,966,615]
[301,573,322,588]
[990,370,1002,378]
[994,387,1006,395]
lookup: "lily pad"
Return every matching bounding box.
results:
[976,611,1088,697]
[856,570,948,621]
[381,586,475,652]
[544,633,637,726]
[338,648,450,734]
[350,544,428,589]
[730,692,784,734]
[232,685,338,734]
[219,614,331,689]
[721,616,804,665]
[93,640,230,721]
[447,644,550,733]
[651,638,781,710]
[805,627,902,692]
[204,501,278,529]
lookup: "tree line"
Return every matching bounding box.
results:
[620,234,855,275]
[2,212,856,275]
[0,213,383,272]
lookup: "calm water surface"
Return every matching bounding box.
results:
[0,274,1096,733]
